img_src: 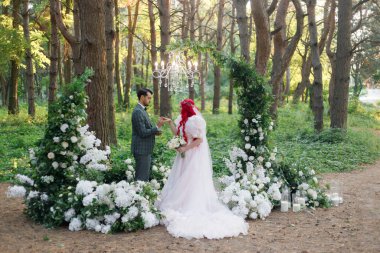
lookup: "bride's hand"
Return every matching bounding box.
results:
[176,146,186,153]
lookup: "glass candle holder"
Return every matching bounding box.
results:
[281,188,290,212]
[292,193,301,212]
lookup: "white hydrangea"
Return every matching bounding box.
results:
[142,212,159,229]
[41,175,54,184]
[69,217,82,231]
[7,186,27,198]
[75,180,96,196]
[15,174,34,186]
[27,191,39,200]
[64,208,76,222]
[83,193,97,206]
[85,218,100,230]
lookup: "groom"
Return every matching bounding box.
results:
[131,88,166,181]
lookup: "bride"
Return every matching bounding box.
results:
[156,98,248,239]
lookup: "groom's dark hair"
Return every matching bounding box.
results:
[137,88,153,99]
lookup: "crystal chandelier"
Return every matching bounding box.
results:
[152,52,199,93]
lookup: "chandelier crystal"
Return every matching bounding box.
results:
[152,52,199,93]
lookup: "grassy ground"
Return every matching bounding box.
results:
[0,100,379,182]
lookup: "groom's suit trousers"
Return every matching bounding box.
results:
[131,105,159,182]
[134,153,152,181]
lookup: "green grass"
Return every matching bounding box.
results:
[0,100,379,182]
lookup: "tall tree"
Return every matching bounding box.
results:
[123,0,140,110]
[78,0,110,146]
[8,0,22,115]
[148,0,159,115]
[213,0,225,114]
[233,0,250,62]
[228,2,236,115]
[251,0,275,75]
[114,0,123,106]
[22,0,35,117]
[105,0,117,145]
[158,0,171,117]
[54,0,81,76]
[306,0,324,132]
[331,0,352,129]
[49,0,59,105]
[270,0,304,117]
[63,0,72,84]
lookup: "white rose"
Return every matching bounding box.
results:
[245,136,250,141]
[124,159,132,165]
[269,126,273,131]
[245,143,251,150]
[53,137,60,143]
[52,162,59,169]
[249,156,254,161]
[71,136,78,143]
[60,123,69,133]
[244,119,249,124]
[265,162,271,168]
[47,152,55,159]
[62,142,69,149]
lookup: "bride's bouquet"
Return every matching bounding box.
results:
[167,135,187,158]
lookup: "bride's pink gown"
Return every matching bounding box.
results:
[157,113,248,239]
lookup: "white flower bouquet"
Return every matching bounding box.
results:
[167,135,187,158]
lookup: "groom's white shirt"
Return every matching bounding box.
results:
[138,102,161,131]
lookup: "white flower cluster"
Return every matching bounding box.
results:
[152,164,171,186]
[167,135,186,150]
[77,125,111,171]
[68,180,160,233]
[15,174,34,186]
[124,159,135,181]
[7,185,26,198]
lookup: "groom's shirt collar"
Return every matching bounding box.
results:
[138,102,146,110]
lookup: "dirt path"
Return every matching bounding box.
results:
[1,161,380,253]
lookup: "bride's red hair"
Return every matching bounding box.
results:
[177,99,197,142]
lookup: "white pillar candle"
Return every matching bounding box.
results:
[281,201,289,212]
[331,196,340,206]
[292,203,301,212]
[298,197,306,208]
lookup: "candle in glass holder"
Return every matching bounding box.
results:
[331,193,340,206]
[293,203,301,212]
[298,197,306,208]
[281,201,289,212]
[281,187,290,212]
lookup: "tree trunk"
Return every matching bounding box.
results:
[188,0,196,100]
[326,0,336,112]
[196,0,205,111]
[8,0,21,115]
[213,0,224,114]
[114,0,123,106]
[49,0,59,105]
[22,0,35,117]
[307,0,324,132]
[331,0,352,129]
[158,0,171,117]
[105,0,117,145]
[270,0,304,117]
[123,1,140,110]
[148,0,159,115]
[78,0,110,146]
[252,0,271,75]
[0,74,7,106]
[233,0,250,62]
[228,2,236,115]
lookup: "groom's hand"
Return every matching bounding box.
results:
[157,117,165,128]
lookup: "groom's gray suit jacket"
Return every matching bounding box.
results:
[131,104,159,155]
